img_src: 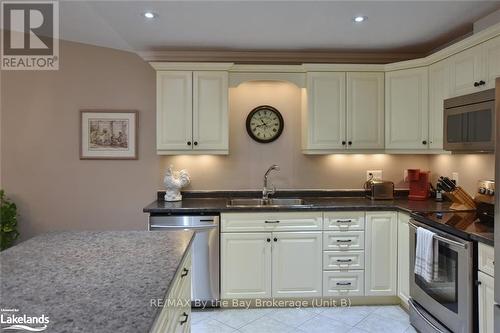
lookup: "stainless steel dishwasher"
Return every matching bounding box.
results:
[149,215,219,307]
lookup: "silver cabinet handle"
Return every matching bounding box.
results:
[336,259,352,263]
[336,239,352,243]
[265,220,280,224]
[336,282,352,286]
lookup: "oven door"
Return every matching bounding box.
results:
[444,100,495,152]
[409,220,473,333]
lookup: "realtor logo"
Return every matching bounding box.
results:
[1,1,59,70]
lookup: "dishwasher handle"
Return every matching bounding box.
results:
[150,224,217,231]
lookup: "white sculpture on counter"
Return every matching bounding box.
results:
[163,165,191,201]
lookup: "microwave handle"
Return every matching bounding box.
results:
[409,221,468,249]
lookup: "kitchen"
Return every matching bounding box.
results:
[1,1,500,333]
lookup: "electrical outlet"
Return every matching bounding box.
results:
[403,170,408,183]
[452,172,459,185]
[367,170,383,181]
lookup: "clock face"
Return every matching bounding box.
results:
[246,106,284,143]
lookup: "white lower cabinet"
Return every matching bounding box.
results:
[221,232,272,299]
[478,271,495,333]
[365,211,398,296]
[478,243,495,333]
[323,270,364,296]
[272,232,322,298]
[151,248,192,333]
[220,215,323,299]
[397,213,410,307]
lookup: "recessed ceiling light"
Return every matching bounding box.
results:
[143,11,157,19]
[353,16,367,23]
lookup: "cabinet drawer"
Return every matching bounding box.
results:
[323,231,364,250]
[324,212,365,231]
[221,212,322,232]
[323,271,364,296]
[478,243,495,277]
[323,250,364,270]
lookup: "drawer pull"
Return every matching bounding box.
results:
[336,239,352,243]
[336,282,352,286]
[180,312,189,325]
[336,259,352,263]
[265,220,280,224]
[337,219,353,223]
[181,268,189,278]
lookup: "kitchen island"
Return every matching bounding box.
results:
[0,230,193,333]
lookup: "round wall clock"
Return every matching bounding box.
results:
[246,105,284,143]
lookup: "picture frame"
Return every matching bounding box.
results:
[80,110,138,160]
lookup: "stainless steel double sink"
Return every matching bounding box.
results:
[227,198,311,208]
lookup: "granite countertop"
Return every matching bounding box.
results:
[0,230,193,333]
[143,191,493,246]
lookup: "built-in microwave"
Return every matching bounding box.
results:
[444,89,495,152]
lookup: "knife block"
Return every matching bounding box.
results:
[443,187,477,210]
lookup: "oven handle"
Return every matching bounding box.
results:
[408,221,468,249]
[409,300,446,333]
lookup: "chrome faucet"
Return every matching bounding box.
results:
[263,164,280,201]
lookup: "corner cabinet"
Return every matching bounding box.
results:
[478,244,495,333]
[302,71,384,153]
[156,70,228,155]
[365,211,398,296]
[385,67,429,150]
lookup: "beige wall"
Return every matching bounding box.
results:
[1,42,494,242]
[161,81,430,190]
[1,40,158,241]
[429,154,495,195]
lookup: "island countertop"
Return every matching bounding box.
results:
[0,230,193,333]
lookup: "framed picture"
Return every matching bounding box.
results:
[80,110,138,160]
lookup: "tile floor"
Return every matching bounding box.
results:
[191,305,417,333]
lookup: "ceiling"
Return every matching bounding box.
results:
[59,1,500,54]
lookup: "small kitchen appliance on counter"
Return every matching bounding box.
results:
[364,179,394,200]
[408,169,430,201]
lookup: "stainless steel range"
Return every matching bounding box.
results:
[409,180,495,332]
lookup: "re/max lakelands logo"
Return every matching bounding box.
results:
[1,1,59,70]
[0,308,49,331]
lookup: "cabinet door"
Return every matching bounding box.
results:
[157,71,193,151]
[346,72,385,149]
[221,233,272,299]
[385,68,429,149]
[397,213,411,307]
[478,271,495,333]
[305,72,346,150]
[365,211,398,296]
[192,71,228,151]
[428,60,450,150]
[272,232,322,298]
[449,45,484,96]
[484,36,500,89]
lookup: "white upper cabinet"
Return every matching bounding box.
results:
[428,59,450,150]
[346,72,385,149]
[385,67,429,150]
[484,36,500,89]
[304,72,346,150]
[303,71,384,152]
[449,35,500,96]
[365,211,398,296]
[192,71,229,151]
[156,70,229,154]
[157,71,193,151]
[449,45,484,96]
